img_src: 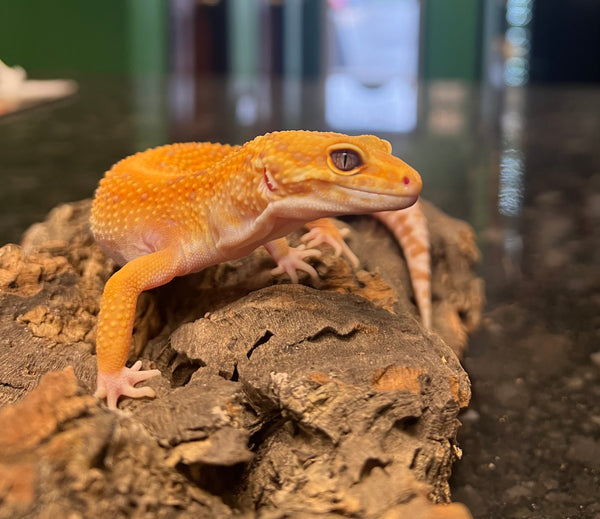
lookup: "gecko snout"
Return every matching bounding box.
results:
[393,163,422,197]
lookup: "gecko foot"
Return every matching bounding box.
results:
[270,245,321,284]
[301,225,359,268]
[94,360,160,410]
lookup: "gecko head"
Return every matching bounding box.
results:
[251,130,422,219]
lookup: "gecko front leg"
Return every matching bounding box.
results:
[302,210,432,330]
[95,246,184,409]
[94,360,160,410]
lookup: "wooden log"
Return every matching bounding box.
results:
[0,199,481,518]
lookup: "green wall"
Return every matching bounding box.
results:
[423,0,482,80]
[0,0,482,79]
[0,0,166,74]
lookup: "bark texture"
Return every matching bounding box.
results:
[0,199,482,518]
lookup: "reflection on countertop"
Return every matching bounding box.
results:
[0,75,496,245]
[0,75,599,518]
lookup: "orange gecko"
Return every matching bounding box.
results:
[90,130,430,409]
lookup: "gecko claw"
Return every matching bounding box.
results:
[270,245,321,283]
[301,225,360,268]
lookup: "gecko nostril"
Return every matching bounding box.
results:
[403,176,410,185]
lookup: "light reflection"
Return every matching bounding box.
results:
[506,5,532,26]
[498,149,524,217]
[506,27,530,49]
[235,94,258,126]
[169,74,196,126]
[325,0,420,132]
[505,57,529,86]
[325,74,417,132]
[502,227,524,278]
[504,0,534,86]
[428,81,467,135]
[498,88,527,278]
[229,77,272,127]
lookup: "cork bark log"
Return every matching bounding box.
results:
[0,199,482,519]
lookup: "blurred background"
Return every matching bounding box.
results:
[1,0,599,245]
[1,2,600,518]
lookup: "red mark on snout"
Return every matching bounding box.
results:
[403,176,410,185]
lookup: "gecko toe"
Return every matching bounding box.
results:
[96,364,161,409]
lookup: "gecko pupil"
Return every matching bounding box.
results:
[330,149,362,171]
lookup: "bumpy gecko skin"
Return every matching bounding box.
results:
[90,130,429,409]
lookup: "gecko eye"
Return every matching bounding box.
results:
[329,149,363,173]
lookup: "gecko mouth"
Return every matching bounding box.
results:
[328,185,419,214]
[268,184,419,221]
[337,185,420,203]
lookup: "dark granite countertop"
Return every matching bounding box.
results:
[1,76,599,518]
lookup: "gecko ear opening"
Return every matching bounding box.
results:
[263,166,279,192]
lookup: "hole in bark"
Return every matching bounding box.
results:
[171,357,205,387]
[359,458,388,480]
[230,364,239,382]
[176,462,246,506]
[89,443,110,470]
[307,325,359,343]
[247,330,274,359]
[393,416,420,436]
